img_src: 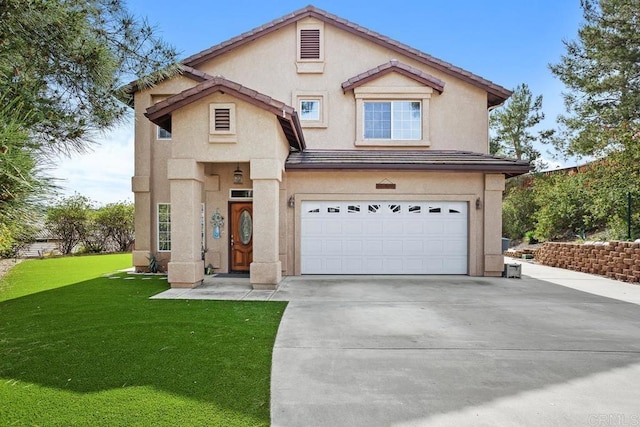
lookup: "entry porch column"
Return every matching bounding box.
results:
[250,159,282,289]
[167,158,205,288]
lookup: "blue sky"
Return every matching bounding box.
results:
[53,0,585,204]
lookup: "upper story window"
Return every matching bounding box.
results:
[293,91,328,128]
[157,126,172,140]
[353,86,433,147]
[300,100,320,120]
[296,20,324,73]
[364,101,421,140]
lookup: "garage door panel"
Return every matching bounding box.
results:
[383,240,403,255]
[443,239,467,255]
[343,258,363,273]
[302,239,323,254]
[365,220,383,234]
[444,221,465,234]
[404,258,426,274]
[384,220,404,234]
[301,201,468,275]
[443,257,467,274]
[303,219,324,235]
[363,240,383,255]
[384,258,404,274]
[302,258,322,274]
[344,221,364,235]
[424,222,445,234]
[324,239,343,254]
[424,241,444,255]
[324,257,343,272]
[325,221,342,235]
[345,240,363,253]
[404,240,424,253]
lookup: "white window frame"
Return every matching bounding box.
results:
[354,86,432,147]
[157,126,172,140]
[363,101,422,140]
[293,91,328,128]
[300,99,321,121]
[157,203,171,252]
[200,203,205,254]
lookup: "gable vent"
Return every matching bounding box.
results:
[300,29,320,59]
[214,108,230,131]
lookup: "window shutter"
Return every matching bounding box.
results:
[300,29,320,59]
[214,108,230,131]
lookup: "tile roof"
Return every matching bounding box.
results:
[180,5,511,107]
[145,76,305,151]
[181,65,214,82]
[285,149,531,177]
[342,60,445,93]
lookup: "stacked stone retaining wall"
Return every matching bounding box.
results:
[535,241,640,283]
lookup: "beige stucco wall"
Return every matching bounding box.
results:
[193,17,489,152]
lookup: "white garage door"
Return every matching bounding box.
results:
[301,201,468,275]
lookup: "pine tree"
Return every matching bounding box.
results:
[489,83,553,164]
[549,0,640,157]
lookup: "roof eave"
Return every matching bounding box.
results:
[144,77,305,151]
[285,162,530,176]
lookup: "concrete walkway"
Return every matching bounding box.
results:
[151,264,640,427]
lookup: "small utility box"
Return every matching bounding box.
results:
[504,263,522,278]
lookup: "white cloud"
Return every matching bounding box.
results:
[51,118,134,206]
[535,157,565,172]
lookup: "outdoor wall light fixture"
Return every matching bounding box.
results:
[233,163,243,185]
[288,195,295,208]
[475,197,482,210]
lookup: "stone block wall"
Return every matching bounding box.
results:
[535,241,640,283]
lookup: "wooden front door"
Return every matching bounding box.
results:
[230,202,253,272]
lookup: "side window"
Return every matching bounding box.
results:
[158,203,171,252]
[157,126,172,140]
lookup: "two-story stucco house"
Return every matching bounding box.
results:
[128,5,530,289]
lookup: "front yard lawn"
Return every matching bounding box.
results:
[0,256,285,426]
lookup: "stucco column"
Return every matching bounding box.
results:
[167,159,205,288]
[131,176,151,271]
[484,173,506,276]
[131,95,152,271]
[250,159,282,289]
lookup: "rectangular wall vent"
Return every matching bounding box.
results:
[300,29,320,59]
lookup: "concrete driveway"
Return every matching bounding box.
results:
[269,270,640,426]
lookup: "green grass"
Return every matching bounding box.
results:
[0,256,286,426]
[0,253,133,302]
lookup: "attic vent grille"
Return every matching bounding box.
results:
[300,29,320,59]
[214,108,230,131]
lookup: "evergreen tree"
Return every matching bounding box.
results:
[549,0,640,157]
[489,83,553,165]
[0,0,178,254]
